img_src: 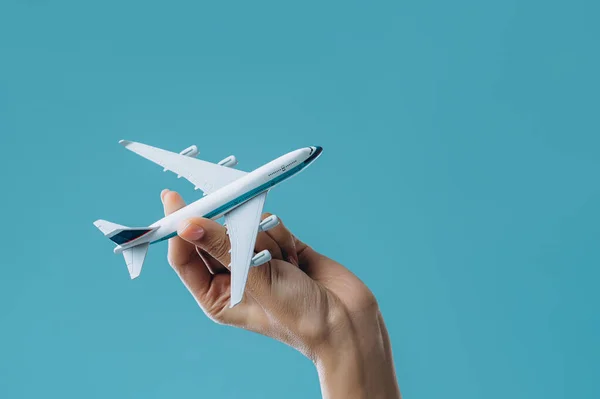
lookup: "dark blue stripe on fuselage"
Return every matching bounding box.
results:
[110,228,153,245]
[150,147,322,245]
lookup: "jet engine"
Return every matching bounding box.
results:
[258,215,280,232]
[218,155,238,168]
[251,250,272,267]
[179,145,199,158]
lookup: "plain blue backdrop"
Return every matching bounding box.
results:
[0,1,598,398]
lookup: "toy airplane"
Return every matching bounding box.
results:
[94,140,323,307]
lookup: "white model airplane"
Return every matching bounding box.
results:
[94,141,323,307]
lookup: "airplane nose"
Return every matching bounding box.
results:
[308,146,323,159]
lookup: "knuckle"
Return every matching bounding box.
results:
[246,262,271,292]
[207,233,230,259]
[205,305,229,325]
[200,295,247,327]
[356,290,379,312]
[197,290,230,325]
[298,303,351,352]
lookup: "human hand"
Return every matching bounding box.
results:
[162,189,401,399]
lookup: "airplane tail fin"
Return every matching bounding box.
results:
[93,219,153,279]
[93,219,127,236]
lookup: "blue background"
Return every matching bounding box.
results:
[0,1,598,398]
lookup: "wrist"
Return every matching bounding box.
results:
[312,309,401,399]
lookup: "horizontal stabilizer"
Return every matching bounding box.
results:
[122,243,149,279]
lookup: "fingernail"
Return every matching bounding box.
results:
[160,189,170,202]
[288,256,299,267]
[180,222,204,240]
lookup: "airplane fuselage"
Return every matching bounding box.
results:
[114,146,323,254]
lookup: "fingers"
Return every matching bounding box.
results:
[255,231,283,260]
[177,217,274,303]
[162,190,212,294]
[162,192,266,330]
[262,213,298,266]
[197,247,228,275]
[178,218,231,266]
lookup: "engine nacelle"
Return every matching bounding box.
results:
[218,155,238,168]
[180,145,199,158]
[250,250,271,267]
[258,215,280,232]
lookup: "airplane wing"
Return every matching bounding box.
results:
[119,140,247,195]
[224,191,268,307]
